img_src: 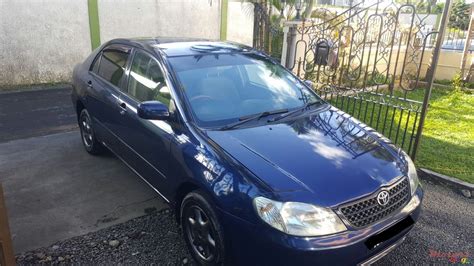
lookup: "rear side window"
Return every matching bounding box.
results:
[91,55,101,73]
[96,49,130,87]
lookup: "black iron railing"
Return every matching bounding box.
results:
[276,0,451,159]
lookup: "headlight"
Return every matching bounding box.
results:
[253,197,347,236]
[405,153,420,195]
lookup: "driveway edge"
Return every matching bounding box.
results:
[0,83,71,94]
[418,168,473,198]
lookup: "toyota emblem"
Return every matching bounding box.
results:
[377,191,390,206]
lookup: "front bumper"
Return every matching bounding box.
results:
[220,187,423,265]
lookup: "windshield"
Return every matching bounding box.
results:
[168,53,321,127]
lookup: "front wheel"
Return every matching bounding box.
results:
[79,109,104,155]
[180,191,226,265]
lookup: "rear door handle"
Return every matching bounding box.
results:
[119,102,127,115]
[87,80,93,88]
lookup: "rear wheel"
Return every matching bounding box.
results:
[180,191,225,265]
[79,109,104,155]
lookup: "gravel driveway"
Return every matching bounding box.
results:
[15,181,473,265]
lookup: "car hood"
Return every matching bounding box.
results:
[206,107,406,207]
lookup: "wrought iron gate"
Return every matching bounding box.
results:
[279,0,450,160]
[253,2,285,59]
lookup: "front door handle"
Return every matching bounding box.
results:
[119,102,127,115]
[87,80,93,88]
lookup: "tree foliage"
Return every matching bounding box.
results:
[416,0,444,14]
[449,0,471,30]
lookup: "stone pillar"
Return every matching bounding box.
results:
[283,21,299,69]
[281,25,289,65]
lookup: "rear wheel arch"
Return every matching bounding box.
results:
[76,100,85,120]
[78,107,104,155]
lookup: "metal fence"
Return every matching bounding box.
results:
[274,0,451,160]
[435,28,472,52]
[253,2,285,60]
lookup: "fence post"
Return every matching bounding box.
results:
[411,0,452,160]
[460,4,474,79]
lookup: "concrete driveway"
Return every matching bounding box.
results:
[0,86,77,142]
[0,87,166,253]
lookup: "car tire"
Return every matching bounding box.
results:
[180,190,226,265]
[79,109,104,155]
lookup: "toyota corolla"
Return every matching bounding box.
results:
[71,38,423,265]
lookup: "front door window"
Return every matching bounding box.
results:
[127,50,172,108]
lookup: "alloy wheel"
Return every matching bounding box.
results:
[80,113,93,148]
[184,205,217,261]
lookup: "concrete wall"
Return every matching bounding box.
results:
[227,1,254,46]
[98,0,221,43]
[427,50,472,80]
[0,0,255,88]
[0,0,91,87]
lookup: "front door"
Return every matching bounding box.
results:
[116,49,175,196]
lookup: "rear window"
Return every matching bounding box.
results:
[96,49,130,87]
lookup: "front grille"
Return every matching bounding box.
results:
[338,178,410,228]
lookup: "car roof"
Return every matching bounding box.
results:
[107,37,254,57]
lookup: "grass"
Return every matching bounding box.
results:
[326,87,474,183]
[415,88,474,183]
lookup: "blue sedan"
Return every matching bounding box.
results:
[71,38,423,265]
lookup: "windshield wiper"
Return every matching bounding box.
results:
[268,100,325,123]
[220,108,288,130]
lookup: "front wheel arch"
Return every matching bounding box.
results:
[174,182,201,223]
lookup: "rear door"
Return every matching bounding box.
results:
[88,45,131,150]
[115,49,175,196]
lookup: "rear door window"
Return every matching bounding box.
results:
[97,49,130,88]
[91,54,101,73]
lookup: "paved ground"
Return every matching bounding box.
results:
[0,87,165,253]
[0,132,166,253]
[0,86,77,142]
[2,87,473,264]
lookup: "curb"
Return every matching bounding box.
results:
[418,168,473,198]
[0,83,72,95]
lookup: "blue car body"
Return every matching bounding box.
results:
[71,38,422,265]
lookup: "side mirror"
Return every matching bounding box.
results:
[138,101,169,120]
[304,80,314,88]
